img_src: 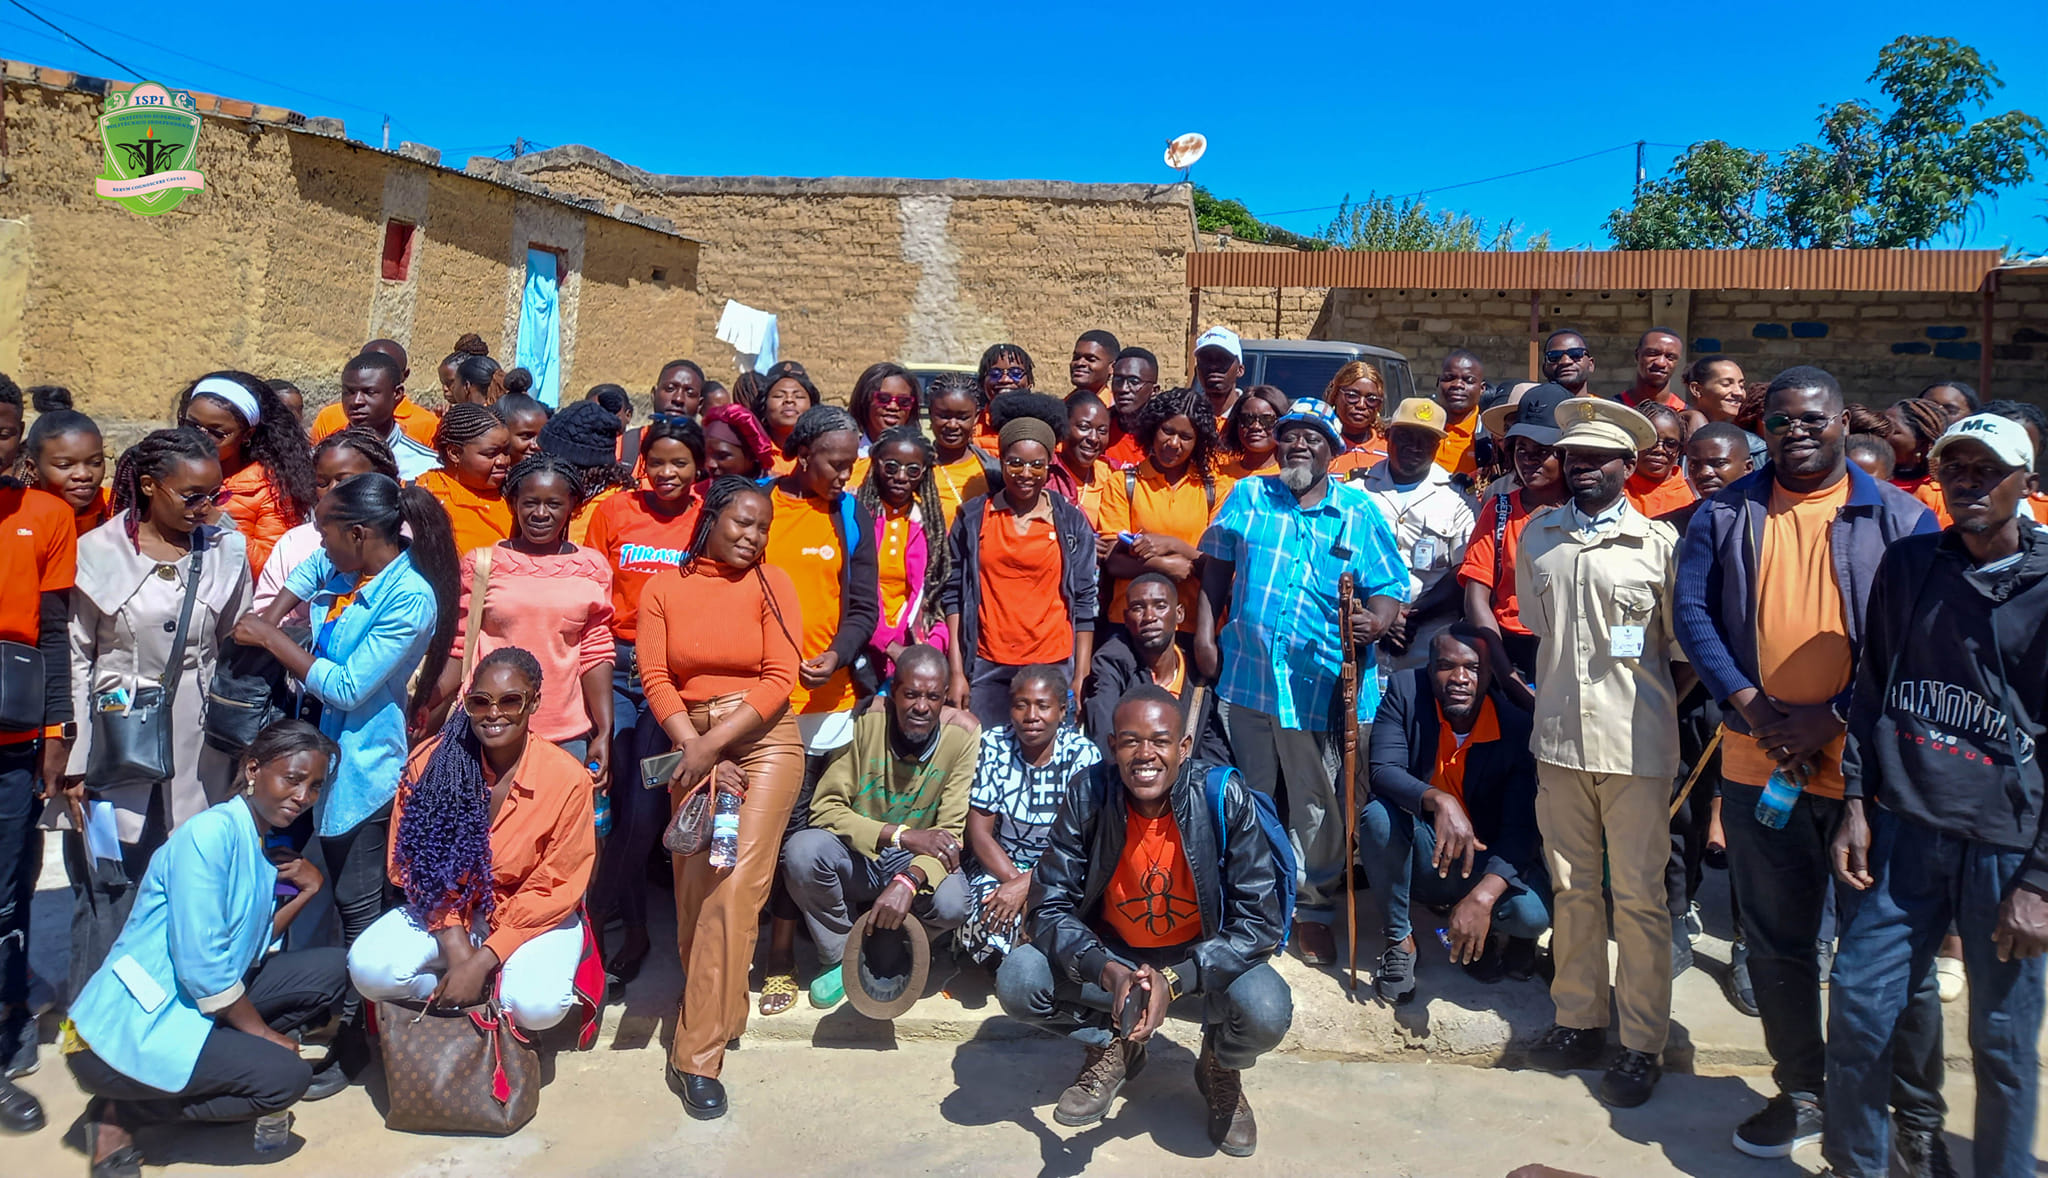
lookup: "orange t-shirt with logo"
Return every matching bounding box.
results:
[1721,477,1853,798]
[765,488,853,714]
[1101,808,1202,948]
[583,490,702,644]
[975,502,1072,666]
[311,398,441,447]
[0,488,76,746]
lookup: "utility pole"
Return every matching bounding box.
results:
[381,115,390,151]
[1634,140,1646,199]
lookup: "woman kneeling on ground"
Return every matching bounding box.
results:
[66,720,346,1178]
[348,648,597,1035]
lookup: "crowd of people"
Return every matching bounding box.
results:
[0,320,2039,1176]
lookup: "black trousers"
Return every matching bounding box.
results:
[316,801,394,1035]
[64,789,168,1002]
[0,743,39,1009]
[67,947,348,1125]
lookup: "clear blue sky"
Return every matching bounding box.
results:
[5,0,2044,252]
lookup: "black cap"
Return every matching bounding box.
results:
[1504,383,1574,446]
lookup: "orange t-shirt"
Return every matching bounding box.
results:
[414,468,513,558]
[1101,808,1202,948]
[1216,452,1277,481]
[0,488,76,747]
[1432,697,1501,807]
[1434,410,1480,478]
[765,488,854,714]
[1096,461,1232,632]
[1721,477,1853,798]
[568,485,621,548]
[1327,434,1390,479]
[1626,469,1698,518]
[932,451,991,533]
[583,490,702,644]
[1103,430,1146,471]
[975,500,1072,666]
[74,487,110,535]
[311,398,441,447]
[1456,490,1553,636]
[1913,480,1956,527]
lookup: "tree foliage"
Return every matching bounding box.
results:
[1320,193,1551,252]
[1191,186,1324,249]
[1608,36,2047,250]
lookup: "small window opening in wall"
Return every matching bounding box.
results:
[651,267,666,282]
[381,220,417,281]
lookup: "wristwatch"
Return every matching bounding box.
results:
[1159,964,1182,1002]
[43,722,75,741]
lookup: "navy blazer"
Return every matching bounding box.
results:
[1368,667,1542,890]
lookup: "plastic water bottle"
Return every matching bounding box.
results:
[709,791,741,870]
[252,1110,292,1154]
[589,765,612,838]
[1755,768,1804,830]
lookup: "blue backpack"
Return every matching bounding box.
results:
[1201,765,1299,950]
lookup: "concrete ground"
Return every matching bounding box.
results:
[16,840,2046,1176]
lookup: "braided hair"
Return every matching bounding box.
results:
[435,402,507,460]
[392,646,543,925]
[780,404,860,462]
[321,473,461,720]
[1134,386,1220,490]
[175,370,316,522]
[109,427,218,547]
[856,425,950,616]
[501,452,588,545]
[313,427,400,482]
[926,370,984,413]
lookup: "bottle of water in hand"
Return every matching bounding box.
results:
[1755,767,1803,830]
[709,790,741,869]
[253,1110,292,1154]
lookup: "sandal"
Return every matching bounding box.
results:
[758,973,799,1016]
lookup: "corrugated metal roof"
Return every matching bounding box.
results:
[1186,249,2007,293]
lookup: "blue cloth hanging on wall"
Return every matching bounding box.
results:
[516,249,562,406]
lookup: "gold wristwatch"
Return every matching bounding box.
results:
[1159,965,1182,1002]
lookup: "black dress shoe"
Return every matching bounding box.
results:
[300,1057,350,1102]
[667,1064,727,1120]
[1526,1024,1605,1072]
[0,1075,44,1133]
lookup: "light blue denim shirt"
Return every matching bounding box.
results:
[285,547,437,836]
[68,795,276,1093]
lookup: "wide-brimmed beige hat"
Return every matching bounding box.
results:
[1479,381,1543,438]
[1553,397,1659,455]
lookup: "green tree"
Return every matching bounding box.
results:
[1607,36,2047,249]
[1192,186,1323,249]
[1320,193,1552,252]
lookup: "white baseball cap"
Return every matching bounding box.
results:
[1194,326,1242,362]
[1929,413,2035,473]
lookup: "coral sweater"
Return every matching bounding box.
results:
[449,543,616,743]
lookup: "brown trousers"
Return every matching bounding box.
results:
[668,696,803,1078]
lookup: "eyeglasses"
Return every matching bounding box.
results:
[1337,389,1383,407]
[878,459,926,479]
[872,393,918,410]
[462,691,532,718]
[986,367,1027,383]
[1002,457,1049,474]
[178,417,235,444]
[1110,375,1155,390]
[1646,437,1685,453]
[167,486,232,509]
[1761,411,1844,436]
[1544,347,1590,363]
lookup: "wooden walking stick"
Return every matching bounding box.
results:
[1338,572,1361,996]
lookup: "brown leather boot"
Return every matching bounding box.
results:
[1054,1037,1139,1127]
[1197,1038,1257,1156]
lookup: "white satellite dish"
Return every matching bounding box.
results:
[1164,133,1207,179]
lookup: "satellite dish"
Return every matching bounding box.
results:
[1164,132,1207,178]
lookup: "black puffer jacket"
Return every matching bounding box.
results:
[1027,758,1284,997]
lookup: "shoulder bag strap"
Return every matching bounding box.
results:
[158,541,204,704]
[460,546,495,691]
[1491,493,1512,589]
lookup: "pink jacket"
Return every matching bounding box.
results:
[451,544,615,744]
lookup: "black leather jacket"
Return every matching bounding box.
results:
[1027,758,1284,997]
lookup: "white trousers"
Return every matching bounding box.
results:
[348,908,583,1031]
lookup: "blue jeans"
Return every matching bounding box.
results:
[995,941,1292,1071]
[1357,797,1551,945]
[592,644,662,930]
[1824,808,2044,1178]
[0,743,38,1009]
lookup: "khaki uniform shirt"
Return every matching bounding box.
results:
[1514,500,1686,778]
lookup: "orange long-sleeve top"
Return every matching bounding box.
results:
[635,558,803,728]
[386,734,595,964]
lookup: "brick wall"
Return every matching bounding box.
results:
[510,148,1199,397]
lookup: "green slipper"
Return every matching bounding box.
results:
[809,964,845,1010]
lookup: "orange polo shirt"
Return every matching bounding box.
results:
[876,502,915,634]
[1721,477,1853,798]
[765,487,854,714]
[1096,461,1233,631]
[975,498,1071,665]
[1101,808,1201,948]
[932,451,991,533]
[1433,697,1501,806]
[1327,434,1390,479]
[1626,469,1697,518]
[311,398,441,447]
[1433,411,1480,478]
[1057,457,1114,528]
[1216,452,1277,481]
[414,468,513,558]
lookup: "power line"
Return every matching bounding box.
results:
[1255,141,1642,221]
[5,0,140,78]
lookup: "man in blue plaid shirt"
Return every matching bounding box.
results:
[1196,397,1407,967]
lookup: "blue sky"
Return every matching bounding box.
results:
[5,0,2044,252]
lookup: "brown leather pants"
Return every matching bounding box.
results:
[668,696,803,1078]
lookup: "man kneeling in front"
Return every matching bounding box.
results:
[996,685,1292,1157]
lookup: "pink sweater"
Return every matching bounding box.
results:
[451,544,616,743]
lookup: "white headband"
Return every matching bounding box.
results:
[191,376,261,426]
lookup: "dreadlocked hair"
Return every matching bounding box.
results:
[321,473,460,720]
[977,342,1034,392]
[1888,398,1948,453]
[391,647,542,926]
[435,402,507,459]
[857,425,950,617]
[176,370,316,522]
[110,427,218,546]
[313,427,400,482]
[682,475,801,653]
[1134,386,1220,488]
[502,452,589,522]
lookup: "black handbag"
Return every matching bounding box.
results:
[204,635,287,754]
[88,544,202,787]
[0,640,45,731]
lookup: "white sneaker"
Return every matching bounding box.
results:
[1936,957,1965,1004]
